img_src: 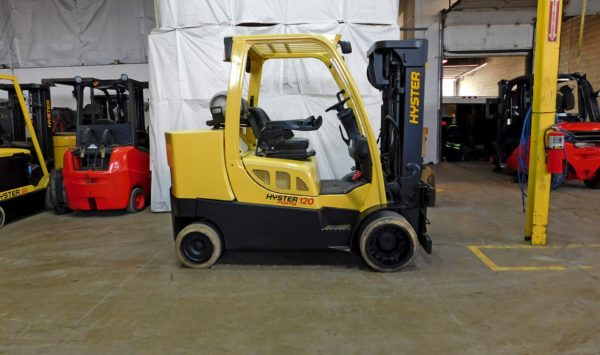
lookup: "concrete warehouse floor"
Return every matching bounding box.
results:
[1,162,599,353]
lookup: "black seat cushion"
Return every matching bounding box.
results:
[278,137,309,150]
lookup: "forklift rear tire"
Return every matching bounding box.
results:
[54,205,70,215]
[0,206,5,229]
[358,211,418,272]
[127,187,146,213]
[175,222,222,269]
[584,174,600,189]
[45,187,53,210]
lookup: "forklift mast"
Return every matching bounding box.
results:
[367,39,433,250]
[0,84,54,165]
[367,40,428,203]
[42,76,149,153]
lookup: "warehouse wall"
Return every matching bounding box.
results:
[0,0,154,68]
[456,56,527,96]
[559,15,600,87]
[0,0,153,115]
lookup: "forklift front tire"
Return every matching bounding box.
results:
[175,222,222,269]
[0,206,5,229]
[359,211,418,272]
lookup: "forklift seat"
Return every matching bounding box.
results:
[83,102,106,121]
[247,107,315,160]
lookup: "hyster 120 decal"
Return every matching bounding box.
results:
[266,193,314,206]
[0,186,29,202]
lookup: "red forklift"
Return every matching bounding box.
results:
[44,75,151,212]
[494,73,600,188]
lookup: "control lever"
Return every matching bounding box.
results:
[325,90,351,113]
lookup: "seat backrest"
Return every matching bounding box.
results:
[247,107,270,137]
[83,101,106,121]
[557,85,575,112]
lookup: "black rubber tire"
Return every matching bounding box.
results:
[44,187,53,210]
[127,187,146,213]
[48,169,59,206]
[54,205,70,215]
[584,173,600,189]
[0,206,5,230]
[175,222,222,269]
[48,169,71,214]
[358,211,418,272]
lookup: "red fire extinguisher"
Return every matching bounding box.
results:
[546,130,565,174]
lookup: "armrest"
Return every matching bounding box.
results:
[265,115,323,131]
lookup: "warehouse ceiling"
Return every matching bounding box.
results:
[442,58,487,79]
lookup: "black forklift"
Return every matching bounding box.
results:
[0,79,55,227]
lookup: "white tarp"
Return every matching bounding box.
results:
[149,0,401,211]
[0,0,12,67]
[0,0,155,68]
[154,0,399,28]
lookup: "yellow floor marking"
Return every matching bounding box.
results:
[436,189,445,192]
[476,243,600,250]
[467,244,599,271]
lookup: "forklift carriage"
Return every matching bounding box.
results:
[166,34,434,272]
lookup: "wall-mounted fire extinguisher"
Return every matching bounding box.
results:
[546,130,565,174]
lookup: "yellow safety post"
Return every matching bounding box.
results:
[524,0,563,245]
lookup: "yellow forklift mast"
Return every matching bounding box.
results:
[166,34,434,271]
[0,75,51,228]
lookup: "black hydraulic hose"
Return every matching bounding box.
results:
[393,68,403,181]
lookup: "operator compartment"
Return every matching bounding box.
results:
[166,130,234,201]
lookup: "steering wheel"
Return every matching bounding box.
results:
[325,90,351,113]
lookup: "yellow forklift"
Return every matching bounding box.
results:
[0,75,54,229]
[166,34,435,271]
